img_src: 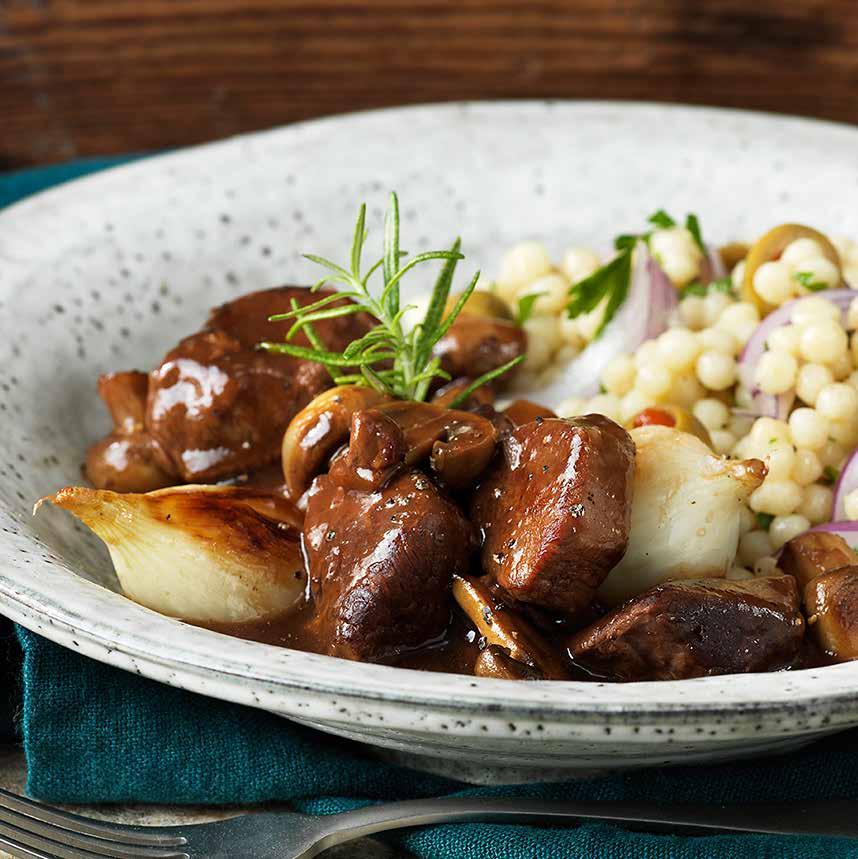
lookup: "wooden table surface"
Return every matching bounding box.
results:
[2,0,857,169]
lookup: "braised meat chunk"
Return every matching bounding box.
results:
[568,576,804,681]
[470,414,635,614]
[85,371,175,492]
[303,471,477,662]
[144,286,373,483]
[780,531,858,589]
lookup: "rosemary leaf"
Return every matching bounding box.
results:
[449,356,526,408]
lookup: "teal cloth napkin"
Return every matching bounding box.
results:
[2,158,858,858]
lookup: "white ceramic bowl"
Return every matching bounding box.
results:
[3,102,858,784]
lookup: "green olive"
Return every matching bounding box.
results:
[444,289,514,321]
[625,404,712,448]
[742,224,841,316]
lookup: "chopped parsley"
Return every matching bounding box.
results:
[567,209,707,338]
[822,465,840,485]
[514,292,544,325]
[755,512,775,530]
[793,271,828,292]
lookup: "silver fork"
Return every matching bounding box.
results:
[3,788,858,858]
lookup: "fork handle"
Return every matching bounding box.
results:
[308,797,858,854]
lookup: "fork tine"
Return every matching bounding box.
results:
[0,790,186,847]
[0,809,186,859]
[0,818,105,859]
[1,832,56,859]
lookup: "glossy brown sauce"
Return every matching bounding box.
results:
[205,602,483,674]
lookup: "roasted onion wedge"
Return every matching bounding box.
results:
[598,426,767,606]
[36,485,307,624]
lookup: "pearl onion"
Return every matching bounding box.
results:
[753,260,794,305]
[562,248,601,284]
[815,382,858,422]
[781,237,825,267]
[699,327,738,355]
[844,488,858,521]
[709,429,736,455]
[695,350,737,391]
[756,350,798,395]
[649,227,702,287]
[769,514,811,550]
[657,328,701,371]
[498,241,552,289]
[766,324,801,357]
[693,398,729,430]
[738,530,774,566]
[789,408,830,450]
[798,484,834,524]
[602,354,636,397]
[793,256,840,292]
[750,479,802,516]
[792,448,823,485]
[799,320,848,365]
[518,273,569,314]
[795,363,834,406]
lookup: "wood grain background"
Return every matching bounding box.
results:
[2,0,857,168]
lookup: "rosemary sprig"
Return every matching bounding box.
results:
[260,193,524,402]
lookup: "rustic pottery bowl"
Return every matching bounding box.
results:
[3,102,858,783]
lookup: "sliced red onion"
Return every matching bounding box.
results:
[833,448,858,520]
[737,288,857,419]
[532,244,677,406]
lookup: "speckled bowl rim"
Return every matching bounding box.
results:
[4,100,858,730]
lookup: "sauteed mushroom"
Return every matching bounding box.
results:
[280,386,390,499]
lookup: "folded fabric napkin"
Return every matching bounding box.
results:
[3,159,858,859]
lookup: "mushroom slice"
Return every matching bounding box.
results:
[598,425,766,606]
[474,645,542,680]
[452,575,570,679]
[378,401,499,490]
[804,567,858,662]
[281,385,390,499]
[37,485,306,625]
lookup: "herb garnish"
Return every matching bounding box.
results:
[756,512,775,530]
[566,209,706,338]
[793,271,828,292]
[260,193,524,402]
[822,465,840,485]
[515,292,544,325]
